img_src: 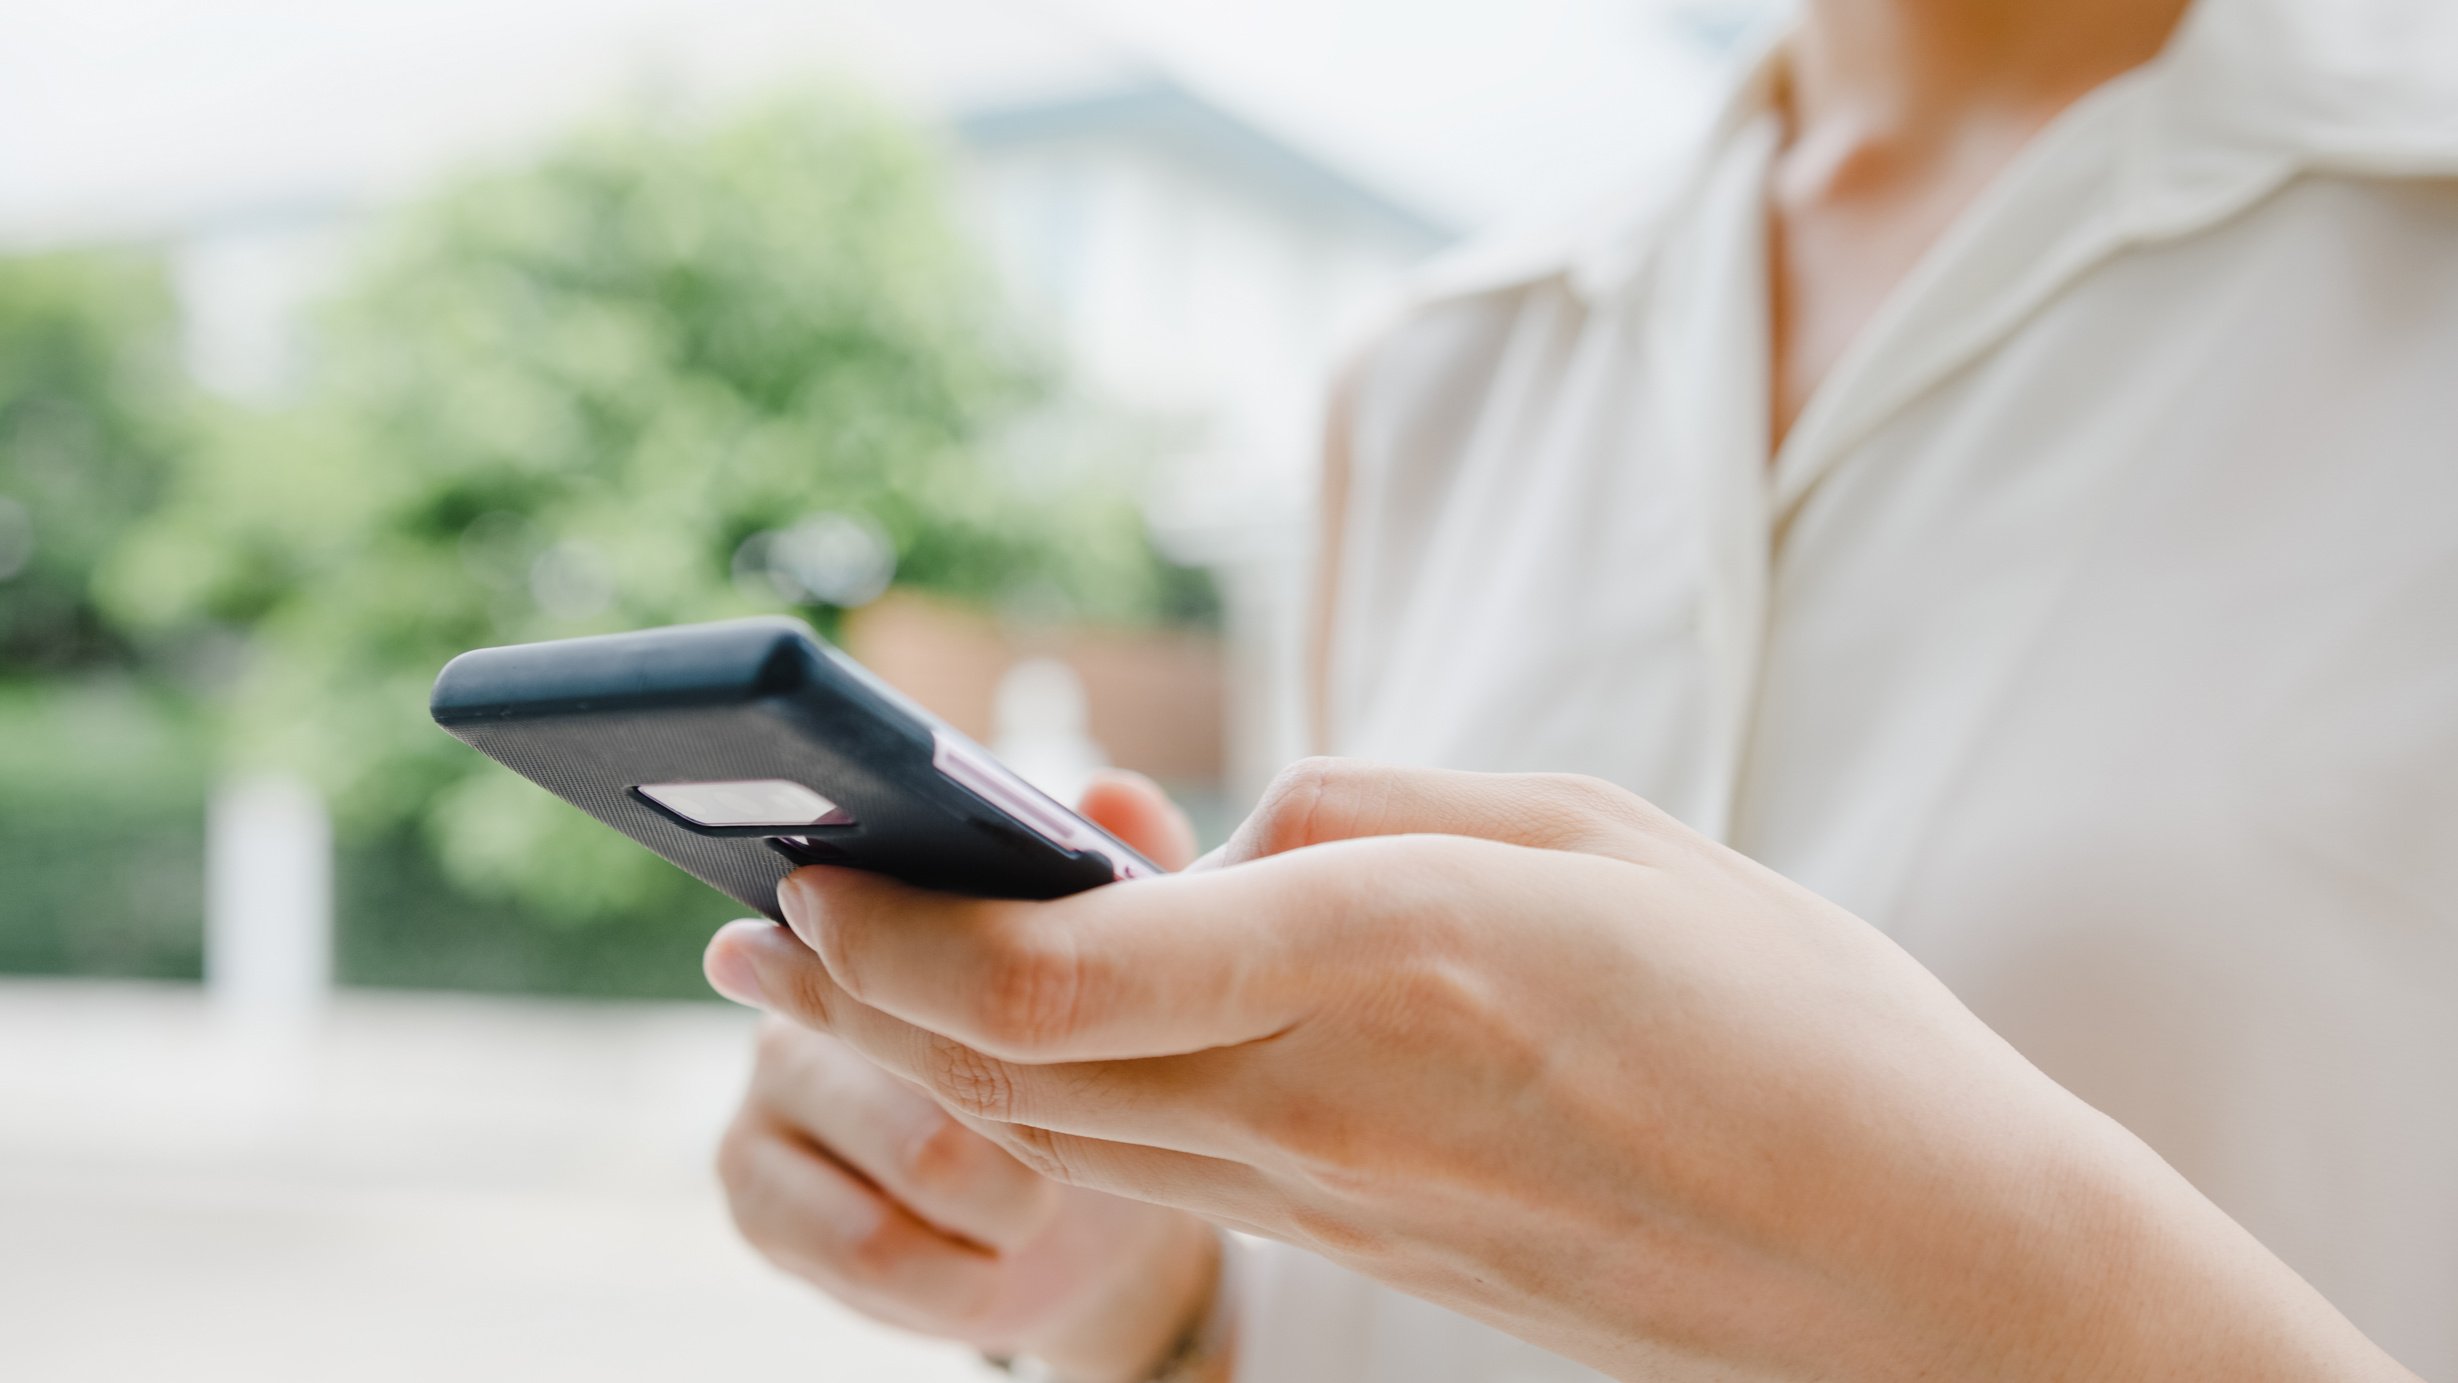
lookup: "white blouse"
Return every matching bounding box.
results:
[1232,0,2458,1377]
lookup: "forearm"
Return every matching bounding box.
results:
[2032,1113,2418,1383]
[1835,1094,2418,1383]
[1026,1218,1228,1383]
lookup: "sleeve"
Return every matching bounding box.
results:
[1224,1236,1614,1383]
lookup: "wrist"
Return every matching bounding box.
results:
[1878,1103,2414,1383]
[2035,1116,2418,1383]
[1028,1214,1225,1383]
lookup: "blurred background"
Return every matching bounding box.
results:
[0,1,1758,1377]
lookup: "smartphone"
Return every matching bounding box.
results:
[429,617,1160,919]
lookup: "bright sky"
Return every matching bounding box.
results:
[2,0,1769,245]
[1066,0,1759,229]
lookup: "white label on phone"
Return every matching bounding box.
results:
[637,779,854,829]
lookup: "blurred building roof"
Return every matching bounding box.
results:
[956,77,1457,246]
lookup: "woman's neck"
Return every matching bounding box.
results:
[1789,0,2196,145]
[1762,0,2197,450]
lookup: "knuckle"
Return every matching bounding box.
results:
[768,957,842,1029]
[1527,771,1626,814]
[714,1118,763,1199]
[1283,1200,1387,1265]
[1330,836,1466,947]
[752,1015,806,1069]
[1519,772,1631,838]
[896,1110,982,1196]
[1381,831,1467,881]
[969,929,1085,1052]
[715,1128,805,1263]
[1248,755,1346,856]
[926,1276,1001,1337]
[925,1037,1021,1123]
[1415,960,1542,1088]
[806,913,868,1003]
[1521,772,1672,848]
[838,1215,905,1281]
[998,1123,1075,1185]
[1261,1094,1369,1184]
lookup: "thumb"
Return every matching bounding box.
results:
[1075,768,1199,871]
[1217,758,1676,867]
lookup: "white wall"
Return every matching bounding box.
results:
[960,117,1437,792]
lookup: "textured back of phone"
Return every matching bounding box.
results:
[430,618,1121,919]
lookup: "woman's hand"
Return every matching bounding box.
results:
[709,760,2415,1383]
[707,773,1221,1383]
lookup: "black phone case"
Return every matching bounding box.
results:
[430,617,1153,919]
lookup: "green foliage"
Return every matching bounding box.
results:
[0,250,210,981]
[99,90,1209,937]
[0,682,208,978]
[0,251,189,675]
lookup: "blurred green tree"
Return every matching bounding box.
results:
[101,92,1205,952]
[0,251,187,675]
[0,252,209,979]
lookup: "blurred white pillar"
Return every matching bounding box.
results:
[1218,528,1312,805]
[205,773,332,1031]
[991,657,1108,807]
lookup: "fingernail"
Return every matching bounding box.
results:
[776,869,825,941]
[704,920,775,1008]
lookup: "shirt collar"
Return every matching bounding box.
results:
[2152,0,2458,174]
[1562,0,2458,306]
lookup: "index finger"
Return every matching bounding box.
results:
[777,856,1338,1064]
